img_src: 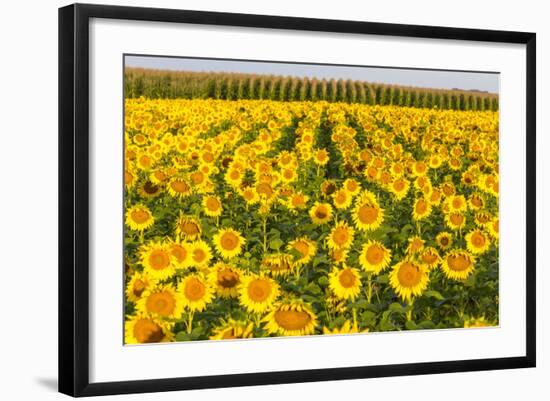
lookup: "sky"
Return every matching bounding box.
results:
[125,55,499,94]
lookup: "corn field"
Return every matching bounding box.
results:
[124,68,499,111]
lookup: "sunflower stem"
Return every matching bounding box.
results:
[407,299,415,322]
[262,217,268,253]
[352,307,358,329]
[366,275,373,304]
[187,311,195,334]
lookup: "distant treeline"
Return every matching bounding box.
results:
[124,68,499,111]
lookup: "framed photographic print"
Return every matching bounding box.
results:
[58,3,536,397]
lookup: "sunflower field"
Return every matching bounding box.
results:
[124,96,499,344]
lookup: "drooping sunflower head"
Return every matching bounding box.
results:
[125,271,155,303]
[389,260,429,302]
[261,253,295,277]
[202,195,223,217]
[136,284,183,319]
[167,176,192,198]
[441,249,475,280]
[327,221,355,250]
[419,247,441,270]
[139,180,162,198]
[209,319,254,340]
[309,202,333,225]
[175,214,202,241]
[125,204,154,232]
[139,241,176,280]
[465,229,491,254]
[328,264,362,301]
[445,212,466,231]
[213,228,246,259]
[238,275,280,314]
[320,180,338,196]
[208,263,242,298]
[358,240,391,274]
[177,274,214,312]
[263,301,318,337]
[124,313,174,344]
[288,237,316,266]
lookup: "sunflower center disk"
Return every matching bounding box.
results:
[274,310,311,330]
[397,263,422,287]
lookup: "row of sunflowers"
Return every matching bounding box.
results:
[123,97,499,344]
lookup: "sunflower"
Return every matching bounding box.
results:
[139,241,175,280]
[166,239,192,269]
[465,229,491,254]
[412,198,432,220]
[329,247,349,264]
[487,217,499,239]
[136,284,183,319]
[406,236,425,254]
[263,301,318,336]
[352,199,384,232]
[329,265,362,300]
[343,178,361,196]
[125,271,155,302]
[327,221,355,250]
[468,193,485,211]
[388,177,410,200]
[175,214,202,241]
[225,167,243,187]
[323,320,367,335]
[358,240,391,274]
[309,202,333,224]
[177,274,214,312]
[209,319,254,340]
[208,263,242,298]
[313,148,330,166]
[189,240,213,267]
[213,228,245,259]
[464,316,492,328]
[125,204,154,231]
[286,191,309,211]
[166,176,192,198]
[202,195,223,217]
[389,260,429,301]
[419,247,441,270]
[288,237,316,265]
[435,231,453,250]
[332,189,353,210]
[445,212,466,231]
[240,186,260,205]
[261,253,295,276]
[239,275,280,313]
[441,250,475,280]
[138,180,162,198]
[446,195,467,213]
[320,180,337,196]
[124,313,174,344]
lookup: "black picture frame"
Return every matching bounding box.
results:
[59,3,536,397]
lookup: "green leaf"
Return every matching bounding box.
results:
[269,238,284,250]
[313,255,329,267]
[317,276,329,286]
[405,320,417,330]
[424,290,445,300]
[388,302,406,314]
[175,332,192,342]
[305,283,322,295]
[417,320,436,330]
